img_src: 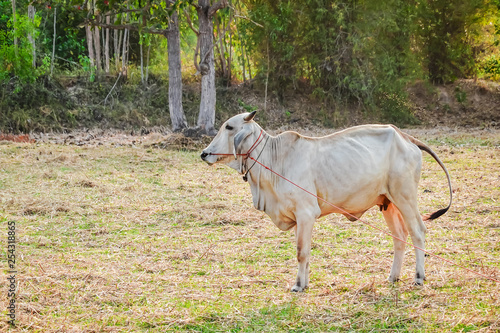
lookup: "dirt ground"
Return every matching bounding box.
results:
[408,79,500,128]
[22,124,500,154]
[0,79,489,149]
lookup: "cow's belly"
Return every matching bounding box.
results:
[318,193,388,218]
[316,179,387,217]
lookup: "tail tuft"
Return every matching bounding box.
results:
[422,207,449,221]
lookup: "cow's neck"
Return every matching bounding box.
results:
[245,132,297,230]
[245,131,283,211]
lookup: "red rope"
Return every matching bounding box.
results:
[246,130,264,156]
[247,156,500,284]
[209,130,264,157]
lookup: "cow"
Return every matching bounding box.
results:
[201,111,452,292]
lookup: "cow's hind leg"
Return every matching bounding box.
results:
[291,217,315,292]
[382,202,409,282]
[389,198,427,285]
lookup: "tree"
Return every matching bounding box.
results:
[85,0,188,131]
[416,0,497,83]
[91,0,228,135]
[197,0,222,135]
[0,2,42,84]
[185,0,228,135]
[27,4,35,68]
[11,0,16,54]
[242,0,420,117]
[166,10,187,131]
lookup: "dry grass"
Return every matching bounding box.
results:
[0,130,499,332]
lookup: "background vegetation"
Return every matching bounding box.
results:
[1,0,500,132]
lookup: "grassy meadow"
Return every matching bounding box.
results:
[1,130,499,332]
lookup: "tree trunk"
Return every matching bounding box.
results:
[28,5,36,68]
[196,0,225,136]
[121,28,128,76]
[11,0,17,56]
[116,28,122,70]
[215,17,226,79]
[241,44,247,83]
[167,11,187,132]
[246,50,252,80]
[125,29,130,67]
[140,36,144,84]
[264,39,269,111]
[113,24,118,67]
[51,7,56,75]
[235,22,246,82]
[94,25,101,72]
[85,1,95,70]
[124,8,130,69]
[228,13,232,85]
[86,24,95,68]
[105,14,110,73]
[114,15,120,70]
[85,2,95,71]
[146,42,151,83]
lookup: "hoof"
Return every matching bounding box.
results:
[291,285,306,292]
[414,273,425,286]
[388,276,400,283]
[413,278,424,286]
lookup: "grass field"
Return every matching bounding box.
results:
[1,130,499,332]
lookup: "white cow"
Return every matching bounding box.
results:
[201,111,452,292]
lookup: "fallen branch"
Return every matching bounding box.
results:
[103,72,122,105]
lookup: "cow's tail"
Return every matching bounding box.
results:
[406,134,453,221]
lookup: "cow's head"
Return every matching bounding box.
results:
[200,111,259,171]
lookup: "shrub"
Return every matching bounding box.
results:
[0,13,43,85]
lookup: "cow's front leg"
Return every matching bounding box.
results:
[291,218,314,292]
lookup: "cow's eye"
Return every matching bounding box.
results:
[225,125,234,131]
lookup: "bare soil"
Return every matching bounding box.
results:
[23,123,500,152]
[0,79,495,148]
[408,79,500,128]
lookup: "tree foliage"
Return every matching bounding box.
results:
[238,0,499,120]
[416,0,500,83]
[1,0,499,129]
[0,9,44,84]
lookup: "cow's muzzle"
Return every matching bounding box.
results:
[201,151,216,165]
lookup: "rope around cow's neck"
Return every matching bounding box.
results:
[243,134,269,182]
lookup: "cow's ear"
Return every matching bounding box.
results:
[244,110,257,122]
[233,127,252,159]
